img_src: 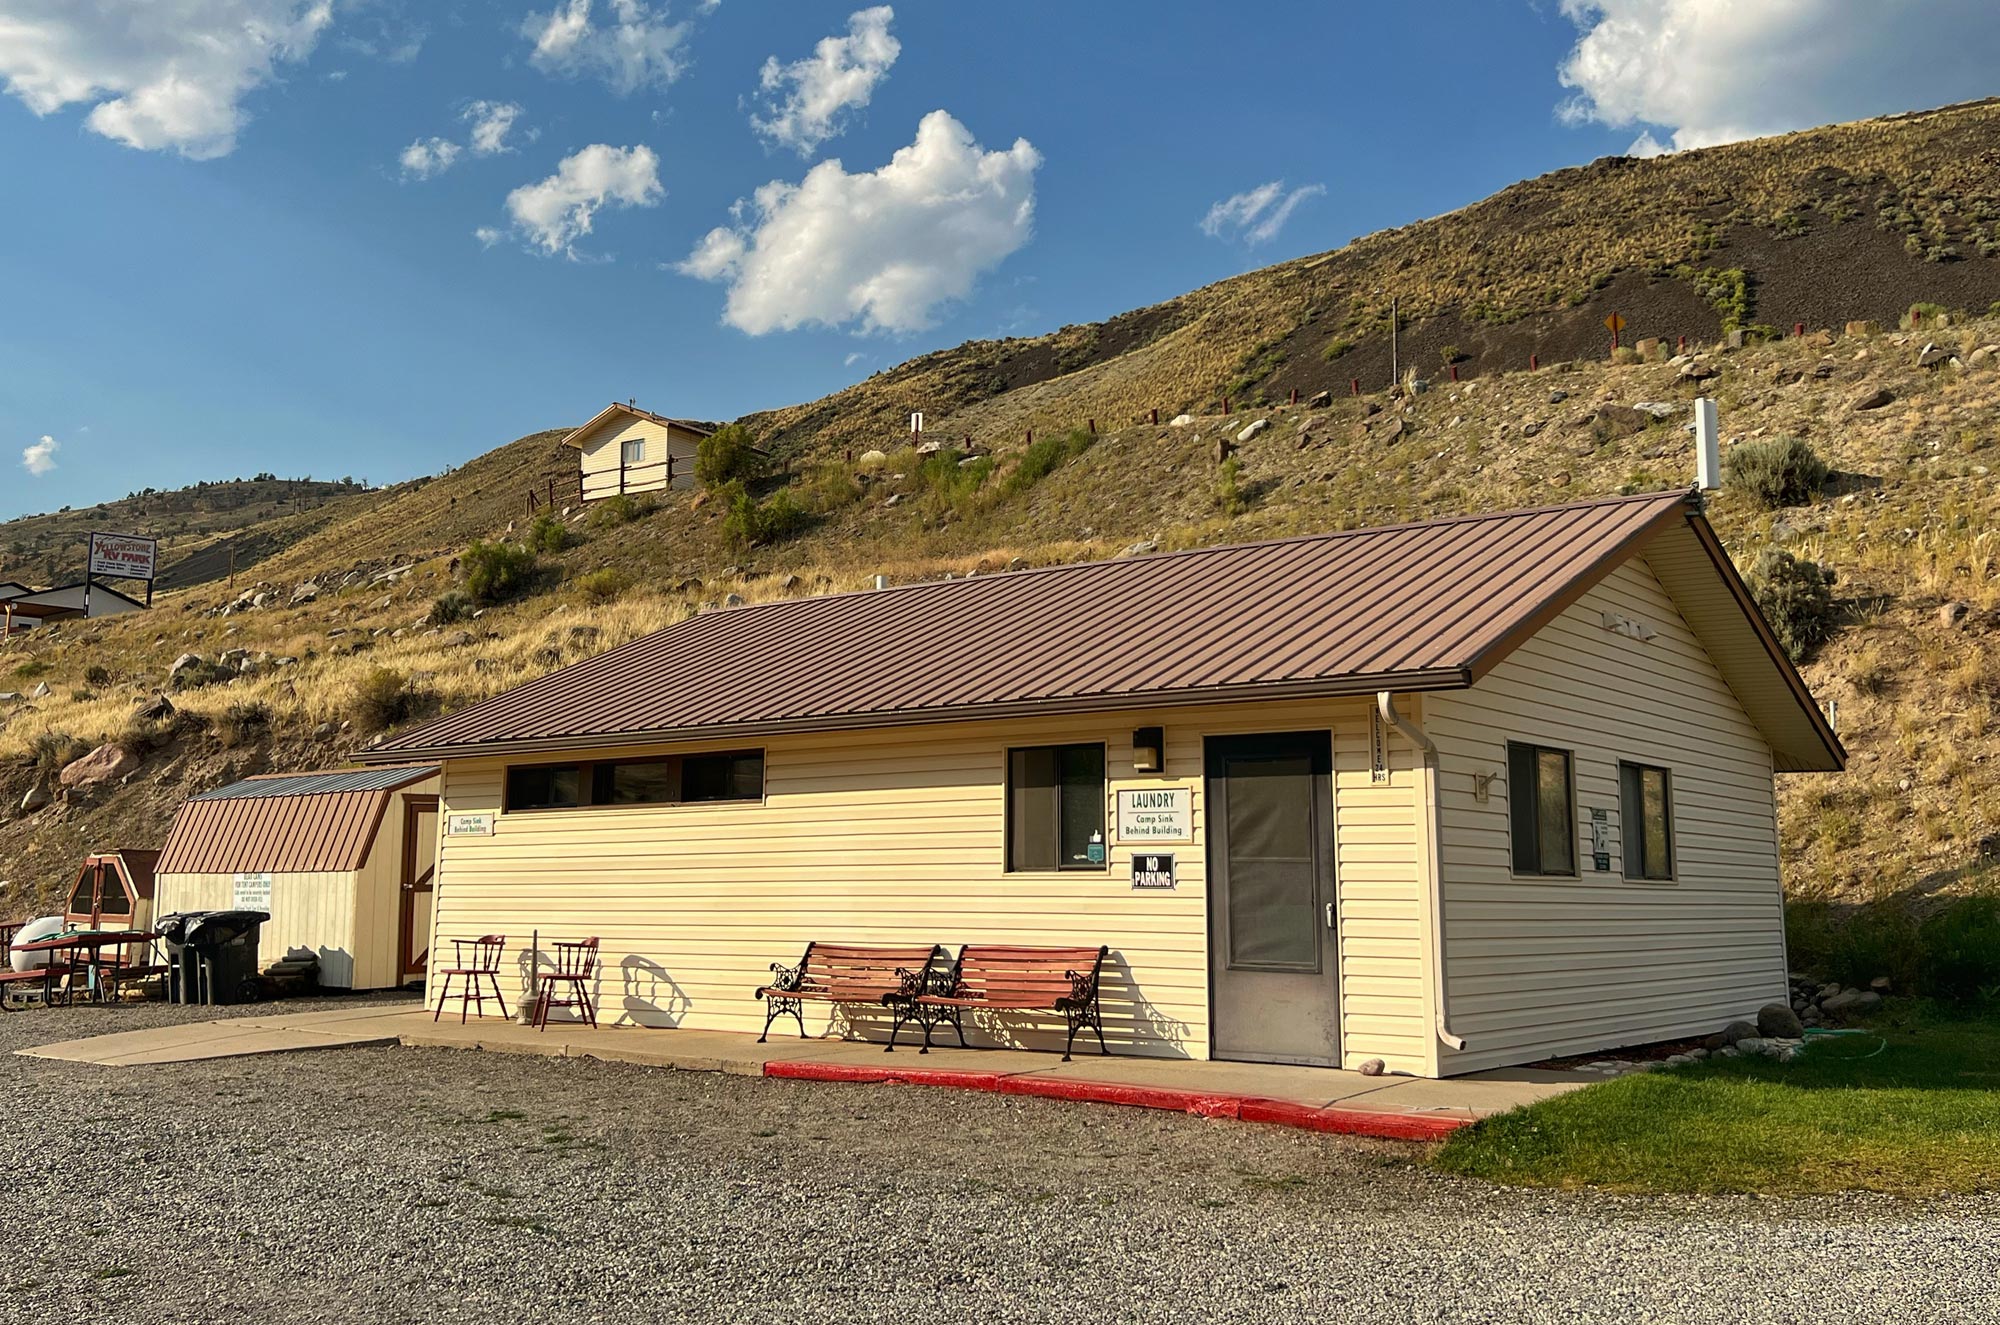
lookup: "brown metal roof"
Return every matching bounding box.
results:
[156,766,437,875]
[357,490,1850,765]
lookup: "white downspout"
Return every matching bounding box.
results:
[1377,692,1468,1054]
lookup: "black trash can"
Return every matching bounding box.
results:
[158,910,269,1005]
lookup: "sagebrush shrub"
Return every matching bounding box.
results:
[1727,437,1828,509]
[1749,548,1837,661]
[463,540,541,605]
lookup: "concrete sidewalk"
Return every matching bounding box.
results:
[19,1005,1588,1138]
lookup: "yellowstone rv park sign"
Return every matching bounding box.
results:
[86,531,160,608]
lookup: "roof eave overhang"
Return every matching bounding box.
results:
[350,668,1475,764]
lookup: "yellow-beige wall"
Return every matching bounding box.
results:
[430,697,1436,1071]
[577,417,700,499]
[1425,557,1788,1075]
[154,782,437,990]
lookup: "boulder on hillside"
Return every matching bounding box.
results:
[1307,390,1333,408]
[59,743,140,788]
[19,783,52,813]
[1236,418,1269,444]
[1593,404,1652,437]
[29,681,50,698]
[132,693,175,722]
[1850,387,1895,411]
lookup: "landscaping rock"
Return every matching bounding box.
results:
[1720,1019,1759,1047]
[290,581,320,606]
[312,722,337,741]
[1357,1058,1386,1077]
[1939,601,1971,630]
[58,743,140,788]
[1757,1003,1805,1039]
[133,693,175,722]
[1168,414,1195,428]
[1821,989,1883,1018]
[1593,404,1651,437]
[1631,401,1678,420]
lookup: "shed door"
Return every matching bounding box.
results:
[1205,732,1340,1066]
[399,796,440,982]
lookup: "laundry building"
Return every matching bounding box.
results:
[357,491,1841,1077]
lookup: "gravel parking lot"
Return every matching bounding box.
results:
[3,996,1995,1324]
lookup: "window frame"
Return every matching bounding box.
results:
[1004,741,1108,874]
[502,750,765,814]
[1507,740,1579,879]
[619,437,646,467]
[1618,760,1677,883]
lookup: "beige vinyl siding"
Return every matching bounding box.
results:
[1426,557,1786,1075]
[431,698,1431,1070]
[577,417,700,499]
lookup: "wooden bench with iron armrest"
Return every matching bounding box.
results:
[897,944,1111,1061]
[755,941,944,1044]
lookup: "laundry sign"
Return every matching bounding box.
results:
[1115,785,1192,842]
[232,872,273,911]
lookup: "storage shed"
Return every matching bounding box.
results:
[154,766,441,989]
[357,491,1843,1076]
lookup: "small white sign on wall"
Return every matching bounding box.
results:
[232,872,273,911]
[1116,786,1193,843]
[446,812,496,837]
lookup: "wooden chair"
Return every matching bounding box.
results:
[534,937,599,1030]
[433,935,508,1023]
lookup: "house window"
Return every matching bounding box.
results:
[620,438,645,467]
[1508,742,1576,877]
[1007,744,1106,871]
[506,753,764,812]
[1620,762,1675,881]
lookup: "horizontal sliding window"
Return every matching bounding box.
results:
[1007,743,1106,872]
[504,751,764,812]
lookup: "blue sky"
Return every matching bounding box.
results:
[6,0,2000,521]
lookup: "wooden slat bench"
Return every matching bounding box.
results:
[899,944,1111,1060]
[0,963,75,1011]
[755,941,944,1044]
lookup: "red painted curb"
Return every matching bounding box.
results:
[762,1059,1470,1140]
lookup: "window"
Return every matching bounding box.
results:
[505,752,764,812]
[620,438,645,467]
[1007,744,1106,871]
[1620,762,1675,881]
[1508,742,1576,876]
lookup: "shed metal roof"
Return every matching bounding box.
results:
[158,766,438,875]
[359,491,1842,771]
[190,766,440,801]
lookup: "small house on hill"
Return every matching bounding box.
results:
[155,766,441,990]
[356,491,1843,1077]
[563,402,713,502]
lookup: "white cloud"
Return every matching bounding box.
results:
[524,0,690,94]
[679,110,1039,336]
[399,135,460,179]
[1558,0,2000,153]
[0,0,332,159]
[751,6,899,155]
[21,435,59,477]
[474,225,503,247]
[1200,180,1325,247]
[465,100,525,155]
[502,143,662,257]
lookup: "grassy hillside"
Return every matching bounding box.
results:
[5,100,2000,931]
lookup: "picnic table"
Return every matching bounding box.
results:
[9,930,164,1008]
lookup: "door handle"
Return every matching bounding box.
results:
[1324,902,1335,931]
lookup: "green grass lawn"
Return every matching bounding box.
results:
[1433,1006,2000,1196]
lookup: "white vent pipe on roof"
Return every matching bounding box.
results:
[1377,692,1468,1056]
[1695,397,1720,492]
